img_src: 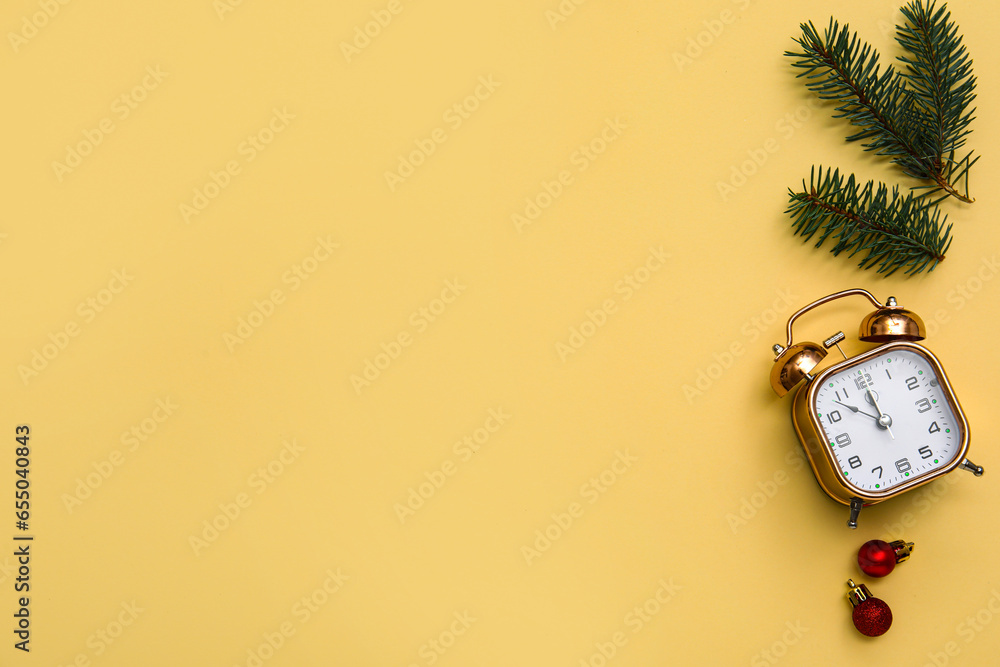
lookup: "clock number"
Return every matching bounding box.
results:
[906,376,920,390]
[827,410,842,424]
[895,458,911,474]
[915,398,932,413]
[871,466,883,479]
[835,433,851,448]
[919,446,933,459]
[854,374,874,390]
[928,421,940,434]
[848,455,862,469]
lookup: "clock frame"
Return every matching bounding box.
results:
[790,341,970,507]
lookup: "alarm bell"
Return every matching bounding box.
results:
[769,289,925,397]
[858,297,926,342]
[770,342,827,397]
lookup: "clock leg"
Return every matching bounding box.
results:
[847,498,863,529]
[959,458,985,477]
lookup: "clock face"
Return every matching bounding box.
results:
[812,347,964,493]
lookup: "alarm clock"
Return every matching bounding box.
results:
[769,288,983,528]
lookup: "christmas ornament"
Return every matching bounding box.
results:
[769,288,983,528]
[847,579,893,637]
[858,539,914,577]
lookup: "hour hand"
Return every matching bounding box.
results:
[834,400,879,421]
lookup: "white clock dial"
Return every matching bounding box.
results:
[813,348,962,492]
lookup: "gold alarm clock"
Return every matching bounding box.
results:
[769,289,983,528]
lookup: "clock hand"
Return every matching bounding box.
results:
[860,380,894,440]
[834,400,879,421]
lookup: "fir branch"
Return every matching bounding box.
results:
[786,21,926,173]
[786,11,976,203]
[896,0,978,202]
[786,166,953,276]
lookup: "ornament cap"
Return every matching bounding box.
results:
[846,579,872,607]
[889,539,914,563]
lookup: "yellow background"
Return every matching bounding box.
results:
[3,0,999,664]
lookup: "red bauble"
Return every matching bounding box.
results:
[858,539,896,577]
[852,598,893,637]
[846,579,893,638]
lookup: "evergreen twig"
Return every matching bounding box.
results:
[896,0,978,203]
[786,166,953,276]
[786,2,977,203]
